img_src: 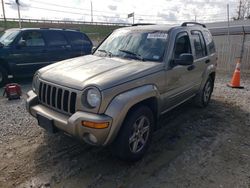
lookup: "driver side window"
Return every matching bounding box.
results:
[173,32,191,59]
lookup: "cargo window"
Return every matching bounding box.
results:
[20,31,45,47]
[191,30,207,59]
[203,31,216,54]
[44,31,68,46]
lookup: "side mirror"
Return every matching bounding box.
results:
[92,46,96,54]
[17,40,26,48]
[175,53,194,66]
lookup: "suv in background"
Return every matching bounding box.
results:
[0,28,93,86]
[26,22,217,161]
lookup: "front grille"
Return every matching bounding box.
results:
[38,82,77,114]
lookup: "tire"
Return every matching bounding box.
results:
[111,105,154,162]
[0,66,7,87]
[194,77,214,108]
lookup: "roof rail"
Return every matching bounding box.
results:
[132,23,155,26]
[181,22,206,28]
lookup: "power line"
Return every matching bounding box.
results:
[30,0,130,16]
[29,6,128,19]
[2,0,230,24]
[30,0,230,18]
[28,6,227,22]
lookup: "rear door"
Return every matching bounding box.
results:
[190,30,210,90]
[43,30,71,62]
[10,30,48,76]
[65,31,92,58]
[163,31,196,111]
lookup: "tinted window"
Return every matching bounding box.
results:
[20,31,45,47]
[191,30,207,59]
[174,32,191,59]
[44,31,68,46]
[203,31,216,54]
[66,32,91,46]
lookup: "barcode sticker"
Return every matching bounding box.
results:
[147,33,168,39]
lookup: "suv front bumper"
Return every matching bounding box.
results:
[26,90,112,146]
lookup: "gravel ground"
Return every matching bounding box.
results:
[0,73,249,188]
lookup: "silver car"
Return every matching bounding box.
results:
[26,22,217,161]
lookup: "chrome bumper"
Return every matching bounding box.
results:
[26,90,112,146]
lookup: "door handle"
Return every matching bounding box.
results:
[205,59,210,64]
[187,65,195,71]
[65,45,71,49]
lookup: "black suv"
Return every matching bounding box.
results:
[0,28,93,86]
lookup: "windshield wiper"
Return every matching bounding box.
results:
[119,49,144,61]
[97,49,113,57]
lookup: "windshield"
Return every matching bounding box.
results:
[94,29,168,62]
[0,30,20,46]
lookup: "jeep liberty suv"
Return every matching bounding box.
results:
[26,22,217,161]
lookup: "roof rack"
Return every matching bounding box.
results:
[38,28,80,31]
[132,23,156,26]
[181,22,206,28]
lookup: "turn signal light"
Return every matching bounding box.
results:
[81,121,109,129]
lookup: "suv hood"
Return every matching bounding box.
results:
[39,55,163,90]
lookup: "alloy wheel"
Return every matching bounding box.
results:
[204,81,212,103]
[129,115,150,153]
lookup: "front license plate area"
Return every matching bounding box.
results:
[37,113,57,133]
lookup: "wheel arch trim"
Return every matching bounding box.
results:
[103,84,160,145]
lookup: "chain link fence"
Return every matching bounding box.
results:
[210,26,250,75]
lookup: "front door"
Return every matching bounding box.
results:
[163,31,196,111]
[10,30,48,76]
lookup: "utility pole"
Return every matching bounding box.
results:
[1,0,6,29]
[247,0,250,18]
[15,0,21,28]
[90,0,93,22]
[227,4,230,40]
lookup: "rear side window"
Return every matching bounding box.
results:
[191,30,207,59]
[66,32,92,46]
[44,31,68,46]
[203,31,216,54]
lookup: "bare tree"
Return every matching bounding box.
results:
[233,0,250,20]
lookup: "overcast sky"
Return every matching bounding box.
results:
[2,0,238,24]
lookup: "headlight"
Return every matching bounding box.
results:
[86,88,101,108]
[32,74,40,93]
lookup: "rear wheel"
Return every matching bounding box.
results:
[0,66,7,87]
[111,105,154,162]
[194,77,214,107]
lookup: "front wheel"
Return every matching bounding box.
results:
[194,77,214,107]
[0,66,7,87]
[111,106,154,162]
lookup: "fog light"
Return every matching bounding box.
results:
[82,121,109,129]
[88,133,98,143]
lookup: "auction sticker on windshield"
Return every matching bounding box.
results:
[147,32,168,39]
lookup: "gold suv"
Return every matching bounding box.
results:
[26,22,217,161]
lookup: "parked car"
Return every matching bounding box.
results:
[26,22,217,161]
[0,28,93,86]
